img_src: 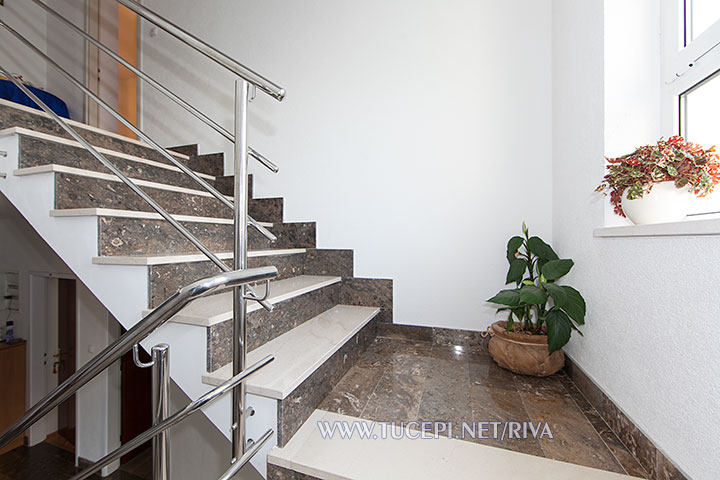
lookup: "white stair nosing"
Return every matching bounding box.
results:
[202,305,380,399]
[267,410,638,480]
[0,126,218,182]
[167,275,342,327]
[0,99,189,155]
[50,208,273,227]
[93,249,307,266]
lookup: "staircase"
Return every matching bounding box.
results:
[0,98,392,477]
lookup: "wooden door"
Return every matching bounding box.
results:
[56,278,76,446]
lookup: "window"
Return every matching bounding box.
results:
[662,1,720,215]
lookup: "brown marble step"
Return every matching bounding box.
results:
[0,100,189,168]
[168,145,225,177]
[147,248,353,308]
[97,216,316,256]
[250,197,283,223]
[214,174,253,198]
[48,170,233,219]
[204,276,392,372]
[16,132,214,190]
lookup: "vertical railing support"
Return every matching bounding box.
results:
[132,343,170,480]
[151,344,170,480]
[231,79,251,463]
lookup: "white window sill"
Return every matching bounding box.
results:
[594,215,720,237]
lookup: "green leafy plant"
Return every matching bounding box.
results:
[487,223,586,354]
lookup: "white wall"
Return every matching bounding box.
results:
[141,0,554,331]
[552,1,719,479]
[0,1,48,89]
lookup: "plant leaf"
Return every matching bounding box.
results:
[546,308,572,354]
[541,259,574,280]
[506,258,526,285]
[519,285,547,305]
[506,236,524,263]
[560,286,586,325]
[543,282,567,306]
[527,237,558,261]
[488,289,521,307]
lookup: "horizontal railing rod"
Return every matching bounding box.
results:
[70,355,276,480]
[0,267,278,451]
[0,59,229,272]
[0,20,276,242]
[115,0,286,101]
[217,429,274,480]
[31,0,279,174]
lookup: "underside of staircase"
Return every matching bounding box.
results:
[0,99,393,478]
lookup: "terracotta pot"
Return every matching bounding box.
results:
[488,321,564,377]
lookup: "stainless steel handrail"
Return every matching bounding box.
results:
[115,0,286,101]
[30,0,279,174]
[0,266,278,451]
[0,61,230,270]
[0,20,277,243]
[69,355,276,480]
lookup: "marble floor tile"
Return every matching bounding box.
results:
[317,366,383,417]
[318,337,642,477]
[519,388,626,474]
[361,372,426,423]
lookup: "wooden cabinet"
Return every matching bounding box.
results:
[0,340,26,455]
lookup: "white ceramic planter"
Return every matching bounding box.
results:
[621,181,694,225]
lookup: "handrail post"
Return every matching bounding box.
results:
[151,344,170,480]
[232,79,250,462]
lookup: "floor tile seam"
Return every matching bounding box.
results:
[559,376,649,479]
[512,374,550,460]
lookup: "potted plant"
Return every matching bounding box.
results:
[596,136,720,224]
[486,223,586,377]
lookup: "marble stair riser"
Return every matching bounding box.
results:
[18,135,210,190]
[0,103,187,167]
[148,249,353,308]
[207,283,342,371]
[339,277,394,324]
[168,145,224,177]
[267,466,321,480]
[275,318,378,447]
[214,174,252,198]
[250,197,283,223]
[97,217,316,256]
[53,172,233,219]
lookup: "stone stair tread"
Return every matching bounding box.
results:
[49,208,273,227]
[202,305,380,399]
[0,99,175,157]
[0,125,213,178]
[268,410,638,480]
[92,249,307,265]
[13,164,225,198]
[167,275,342,327]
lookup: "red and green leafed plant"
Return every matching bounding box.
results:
[596,136,720,217]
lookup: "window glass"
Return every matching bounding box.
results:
[681,69,720,150]
[686,0,720,43]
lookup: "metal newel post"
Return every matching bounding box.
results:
[232,78,250,462]
[151,344,170,480]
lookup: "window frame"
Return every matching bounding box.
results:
[661,0,720,139]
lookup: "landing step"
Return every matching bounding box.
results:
[92,249,305,266]
[203,305,380,399]
[50,208,273,227]
[268,410,638,480]
[168,275,342,327]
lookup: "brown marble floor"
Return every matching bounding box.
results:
[0,442,149,480]
[318,337,649,479]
